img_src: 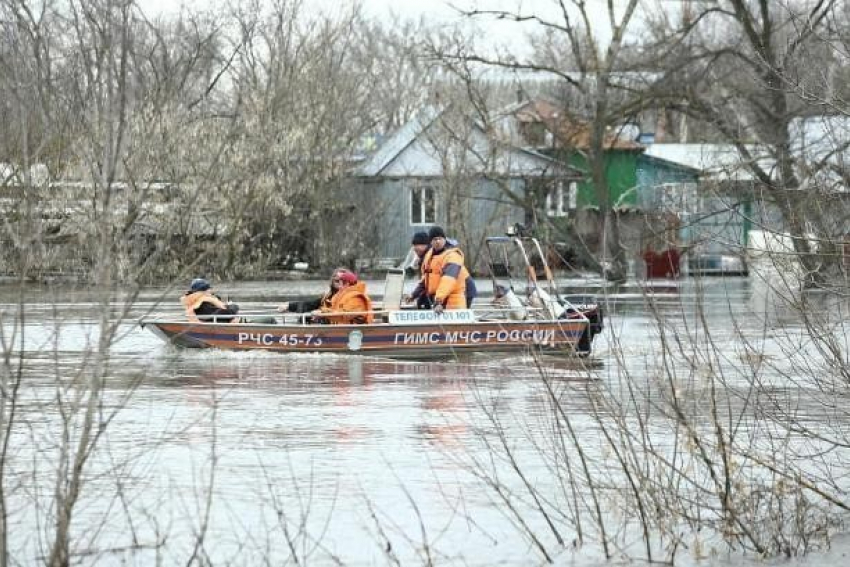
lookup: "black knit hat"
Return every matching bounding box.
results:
[411,232,430,245]
[428,226,446,240]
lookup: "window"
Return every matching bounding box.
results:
[657,182,697,214]
[410,184,437,224]
[520,122,547,147]
[546,182,576,217]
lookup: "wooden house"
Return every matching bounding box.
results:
[351,107,582,271]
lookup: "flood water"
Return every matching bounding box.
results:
[3,276,850,565]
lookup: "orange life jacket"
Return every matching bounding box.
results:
[421,246,469,310]
[319,281,374,324]
[319,290,334,310]
[181,291,229,322]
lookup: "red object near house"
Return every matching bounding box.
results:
[643,248,681,279]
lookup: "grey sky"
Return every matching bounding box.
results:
[137,0,687,57]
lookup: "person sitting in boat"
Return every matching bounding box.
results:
[277,267,349,320]
[181,278,240,323]
[312,270,374,324]
[405,230,478,309]
[410,226,471,314]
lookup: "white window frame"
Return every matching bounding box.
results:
[546,181,576,217]
[410,183,438,225]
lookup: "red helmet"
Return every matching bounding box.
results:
[336,270,358,285]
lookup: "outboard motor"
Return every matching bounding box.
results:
[560,294,604,355]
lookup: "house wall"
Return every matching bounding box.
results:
[460,178,527,273]
[636,156,754,258]
[356,176,526,273]
[567,150,641,208]
[635,157,698,208]
[356,177,411,260]
[567,208,655,269]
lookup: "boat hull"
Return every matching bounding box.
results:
[141,318,589,357]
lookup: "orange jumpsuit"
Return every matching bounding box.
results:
[420,246,469,310]
[318,282,374,324]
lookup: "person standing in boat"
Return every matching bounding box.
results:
[398,231,430,274]
[462,258,477,308]
[313,270,374,324]
[413,226,471,314]
[405,231,434,309]
[181,278,240,323]
[405,230,477,309]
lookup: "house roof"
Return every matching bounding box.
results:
[508,99,644,151]
[354,106,581,179]
[637,152,701,175]
[643,143,774,182]
[355,107,443,177]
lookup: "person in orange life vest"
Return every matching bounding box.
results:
[405,231,478,309]
[181,278,240,323]
[417,225,470,314]
[277,267,348,317]
[313,270,375,324]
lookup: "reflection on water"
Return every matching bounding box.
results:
[2,277,850,565]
